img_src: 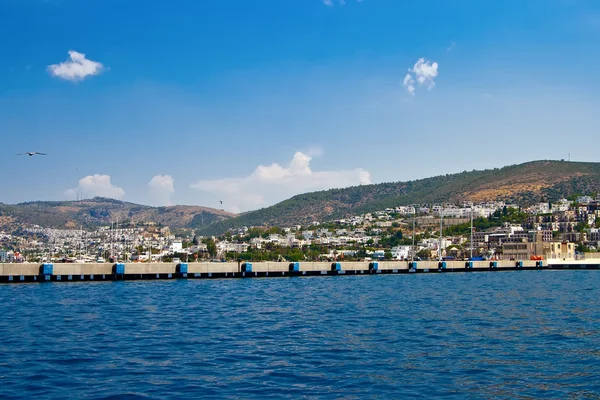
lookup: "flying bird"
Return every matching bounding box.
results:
[17,152,47,157]
[219,200,223,205]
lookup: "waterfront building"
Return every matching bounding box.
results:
[391,245,411,260]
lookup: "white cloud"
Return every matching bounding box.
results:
[65,174,125,200]
[191,151,372,213]
[403,74,416,96]
[148,175,175,206]
[323,0,362,6]
[403,58,439,95]
[48,50,105,81]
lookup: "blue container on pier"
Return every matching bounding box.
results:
[331,262,342,271]
[289,262,300,272]
[516,261,523,268]
[466,261,473,269]
[242,262,252,272]
[41,263,53,275]
[490,261,498,268]
[409,261,418,270]
[369,262,379,271]
[177,263,188,273]
[114,263,126,275]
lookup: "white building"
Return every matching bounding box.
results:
[391,245,412,260]
[529,203,551,215]
[301,231,314,240]
[250,237,265,249]
[371,250,385,259]
[553,199,570,212]
[170,241,183,253]
[577,196,594,205]
[217,241,249,253]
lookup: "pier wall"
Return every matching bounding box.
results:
[1,259,598,283]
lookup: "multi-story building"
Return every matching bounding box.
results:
[391,245,412,260]
[548,242,576,260]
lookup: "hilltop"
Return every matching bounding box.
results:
[2,160,599,236]
[0,197,234,232]
[198,160,600,235]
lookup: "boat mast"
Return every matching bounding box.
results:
[470,207,474,259]
[439,204,443,261]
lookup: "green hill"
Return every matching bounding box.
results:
[199,160,600,235]
[0,197,234,232]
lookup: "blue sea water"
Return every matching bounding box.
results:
[0,271,599,399]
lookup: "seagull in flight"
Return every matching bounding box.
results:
[17,152,47,157]
[219,200,223,205]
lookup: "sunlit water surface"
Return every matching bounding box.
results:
[1,271,599,399]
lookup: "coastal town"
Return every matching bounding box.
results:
[2,194,600,264]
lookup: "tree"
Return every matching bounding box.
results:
[576,243,590,253]
[206,238,217,258]
[384,251,393,260]
[416,249,430,259]
[192,235,199,246]
[575,222,589,233]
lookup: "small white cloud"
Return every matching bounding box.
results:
[191,151,371,213]
[403,58,439,95]
[48,50,105,81]
[403,73,416,96]
[305,147,324,157]
[148,175,175,206]
[411,58,439,88]
[323,0,361,6]
[65,174,125,200]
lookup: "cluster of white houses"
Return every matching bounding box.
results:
[2,196,600,263]
[224,196,600,261]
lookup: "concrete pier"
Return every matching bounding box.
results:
[0,259,598,283]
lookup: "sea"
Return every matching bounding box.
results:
[0,271,599,399]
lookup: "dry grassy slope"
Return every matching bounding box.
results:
[462,161,584,202]
[0,197,235,231]
[200,160,600,235]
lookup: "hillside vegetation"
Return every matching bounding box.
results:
[199,160,600,235]
[0,197,234,232]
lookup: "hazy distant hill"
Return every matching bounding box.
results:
[0,197,234,232]
[199,160,600,235]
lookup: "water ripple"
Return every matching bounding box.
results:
[0,272,599,398]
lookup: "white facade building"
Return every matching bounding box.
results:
[391,245,412,260]
[170,241,183,253]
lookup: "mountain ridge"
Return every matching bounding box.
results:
[2,160,600,235]
[0,197,235,232]
[197,160,600,235]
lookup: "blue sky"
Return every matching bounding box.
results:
[2,0,600,212]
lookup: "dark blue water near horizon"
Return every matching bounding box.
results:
[1,271,599,399]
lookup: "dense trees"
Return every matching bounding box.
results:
[203,238,217,258]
